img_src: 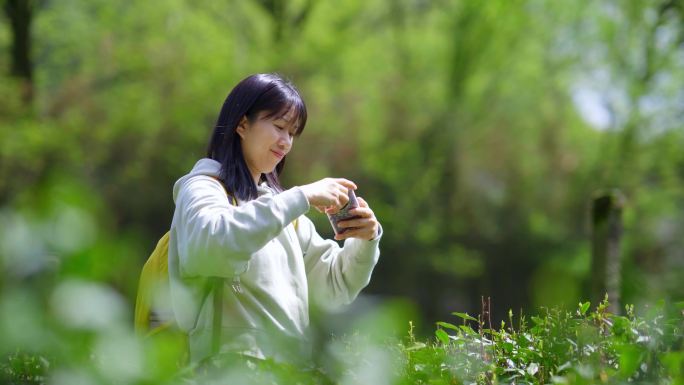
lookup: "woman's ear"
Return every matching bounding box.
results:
[236,116,249,138]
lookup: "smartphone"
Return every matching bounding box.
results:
[327,189,359,235]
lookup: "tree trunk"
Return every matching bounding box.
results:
[590,190,625,314]
[4,0,34,104]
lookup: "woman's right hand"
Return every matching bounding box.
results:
[299,178,357,213]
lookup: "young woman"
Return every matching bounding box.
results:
[167,73,381,365]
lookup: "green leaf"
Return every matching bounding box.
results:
[661,352,684,376]
[436,321,459,331]
[435,329,450,345]
[579,301,591,316]
[405,342,427,351]
[452,312,478,322]
[618,345,643,378]
[611,316,631,336]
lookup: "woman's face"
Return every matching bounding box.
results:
[236,108,299,183]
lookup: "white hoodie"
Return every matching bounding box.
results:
[168,158,381,363]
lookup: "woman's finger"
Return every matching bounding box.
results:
[336,185,349,206]
[335,178,357,191]
[338,217,369,229]
[335,229,360,240]
[348,207,373,218]
[335,227,374,241]
[338,218,374,233]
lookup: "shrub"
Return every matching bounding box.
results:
[404,298,684,385]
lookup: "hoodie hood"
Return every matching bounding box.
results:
[173,158,222,203]
[173,158,273,203]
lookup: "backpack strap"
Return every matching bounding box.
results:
[210,277,223,355]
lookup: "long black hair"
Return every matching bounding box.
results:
[206,73,307,201]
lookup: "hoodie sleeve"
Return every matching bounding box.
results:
[297,215,382,310]
[174,175,310,278]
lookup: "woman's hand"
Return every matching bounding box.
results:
[334,197,379,241]
[300,178,357,213]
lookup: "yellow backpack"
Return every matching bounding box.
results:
[133,230,174,336]
[134,192,238,340]
[133,191,299,358]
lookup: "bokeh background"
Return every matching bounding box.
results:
[1,0,683,348]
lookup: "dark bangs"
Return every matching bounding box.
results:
[246,82,307,136]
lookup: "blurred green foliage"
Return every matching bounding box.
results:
[0,0,683,382]
[2,297,682,384]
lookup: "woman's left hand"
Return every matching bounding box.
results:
[333,197,380,241]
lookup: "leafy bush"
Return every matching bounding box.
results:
[404,298,684,385]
